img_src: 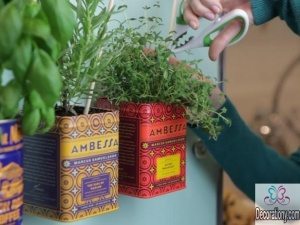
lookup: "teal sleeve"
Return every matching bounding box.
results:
[250,0,300,35]
[192,98,300,201]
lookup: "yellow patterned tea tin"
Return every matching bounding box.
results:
[23,111,119,221]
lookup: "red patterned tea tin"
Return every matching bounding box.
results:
[0,119,23,225]
[23,110,119,221]
[118,102,186,198]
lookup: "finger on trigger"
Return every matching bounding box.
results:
[184,4,200,29]
[209,19,242,61]
[200,0,222,14]
[189,0,216,21]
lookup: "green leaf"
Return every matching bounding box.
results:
[27,48,62,106]
[0,80,22,118]
[86,0,99,15]
[38,35,60,59]
[28,90,46,109]
[5,37,32,81]
[23,17,61,58]
[24,18,51,40]
[41,0,75,48]
[40,107,55,132]
[0,0,23,60]
[24,0,41,18]
[22,107,40,135]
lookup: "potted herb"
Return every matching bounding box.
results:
[97,7,228,198]
[0,0,74,224]
[23,0,123,221]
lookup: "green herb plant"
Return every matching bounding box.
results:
[58,0,125,116]
[98,4,230,139]
[0,0,75,135]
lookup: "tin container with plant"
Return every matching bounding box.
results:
[96,4,229,198]
[23,0,124,221]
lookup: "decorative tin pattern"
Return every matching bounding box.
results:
[24,110,119,221]
[118,103,186,198]
[0,119,23,225]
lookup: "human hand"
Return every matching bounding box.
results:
[183,0,254,61]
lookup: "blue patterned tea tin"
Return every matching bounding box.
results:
[0,119,23,225]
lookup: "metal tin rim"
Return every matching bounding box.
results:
[0,118,17,124]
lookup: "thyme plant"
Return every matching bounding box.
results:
[98,4,230,139]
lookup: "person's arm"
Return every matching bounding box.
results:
[251,0,300,34]
[193,98,300,201]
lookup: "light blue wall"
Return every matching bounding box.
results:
[22,1,221,225]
